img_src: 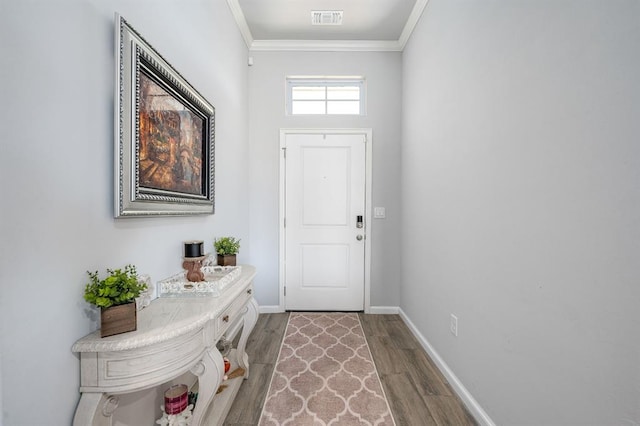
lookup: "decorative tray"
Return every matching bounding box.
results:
[158,265,242,297]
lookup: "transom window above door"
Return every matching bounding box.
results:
[286,77,366,116]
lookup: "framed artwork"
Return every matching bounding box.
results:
[115,14,215,217]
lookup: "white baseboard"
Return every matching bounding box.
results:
[368,306,400,314]
[258,305,284,314]
[398,308,496,426]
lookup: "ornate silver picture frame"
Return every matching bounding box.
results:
[115,14,215,217]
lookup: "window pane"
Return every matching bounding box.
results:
[292,86,326,100]
[327,101,360,115]
[292,101,326,114]
[327,86,360,100]
[287,77,364,115]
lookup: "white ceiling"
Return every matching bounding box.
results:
[227,0,429,51]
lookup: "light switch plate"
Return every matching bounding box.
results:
[374,207,386,218]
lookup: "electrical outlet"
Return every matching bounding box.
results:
[450,314,458,337]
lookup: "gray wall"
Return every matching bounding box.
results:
[247,51,402,309]
[0,0,249,424]
[401,0,640,423]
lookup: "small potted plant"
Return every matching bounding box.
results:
[84,264,147,337]
[213,237,241,266]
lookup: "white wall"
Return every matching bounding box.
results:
[0,0,249,424]
[247,51,402,309]
[401,0,640,424]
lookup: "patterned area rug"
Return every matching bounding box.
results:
[259,312,395,425]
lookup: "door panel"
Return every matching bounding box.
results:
[284,133,365,311]
[302,147,349,225]
[300,244,349,287]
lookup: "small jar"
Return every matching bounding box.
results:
[164,384,188,414]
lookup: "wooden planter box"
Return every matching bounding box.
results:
[101,302,137,338]
[217,254,237,266]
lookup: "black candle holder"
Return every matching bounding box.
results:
[184,240,204,258]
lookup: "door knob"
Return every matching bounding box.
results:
[356,234,363,241]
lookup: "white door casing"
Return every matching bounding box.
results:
[279,129,372,312]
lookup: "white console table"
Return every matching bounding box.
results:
[71,265,258,426]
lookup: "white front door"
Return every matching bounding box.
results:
[282,132,367,311]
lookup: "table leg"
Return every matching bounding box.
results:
[73,393,118,426]
[190,348,224,426]
[236,297,259,377]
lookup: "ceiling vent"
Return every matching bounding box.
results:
[311,10,343,26]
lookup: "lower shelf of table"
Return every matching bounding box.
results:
[178,348,245,426]
[202,374,245,425]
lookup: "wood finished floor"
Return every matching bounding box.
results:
[224,313,477,426]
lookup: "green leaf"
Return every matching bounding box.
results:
[83,264,147,308]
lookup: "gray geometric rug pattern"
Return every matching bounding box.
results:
[259,312,395,425]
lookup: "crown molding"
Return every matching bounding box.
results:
[226,0,253,49]
[398,0,430,49]
[250,39,403,52]
[227,0,429,52]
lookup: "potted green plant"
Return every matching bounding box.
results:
[213,237,241,266]
[84,264,147,337]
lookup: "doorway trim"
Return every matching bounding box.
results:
[279,128,373,313]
